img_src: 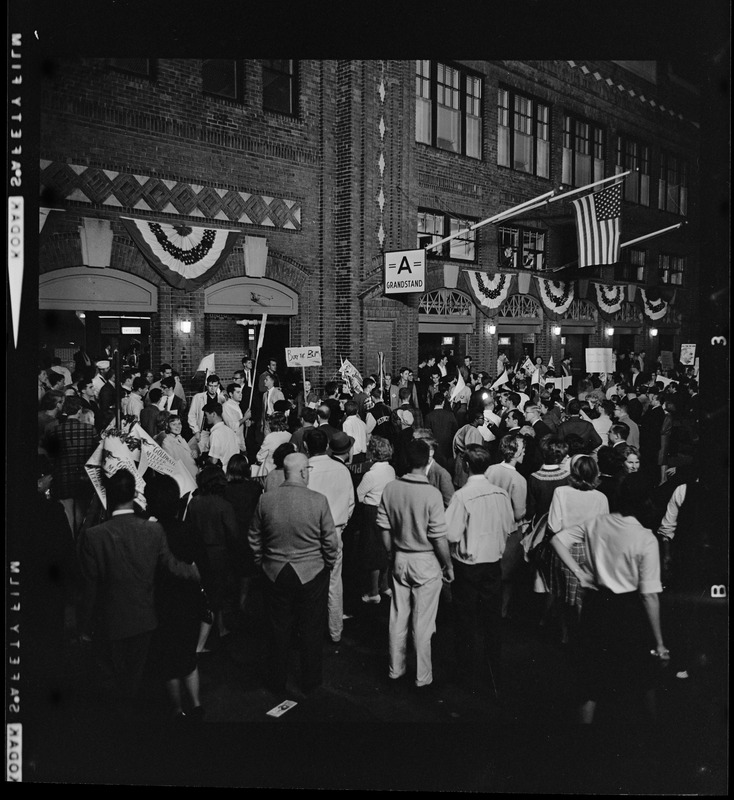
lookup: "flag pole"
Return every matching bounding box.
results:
[620,222,685,248]
[424,189,557,252]
[247,313,268,413]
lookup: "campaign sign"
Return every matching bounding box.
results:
[285,346,322,367]
[384,249,426,295]
[585,348,614,374]
[680,343,696,366]
[660,350,675,370]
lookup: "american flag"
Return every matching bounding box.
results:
[572,182,622,267]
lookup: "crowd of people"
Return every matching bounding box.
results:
[33,345,706,728]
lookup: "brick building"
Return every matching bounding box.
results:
[38,59,700,393]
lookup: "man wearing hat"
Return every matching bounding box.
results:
[304,428,355,644]
[329,430,355,463]
[92,359,111,399]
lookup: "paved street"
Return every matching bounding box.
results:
[25,575,727,791]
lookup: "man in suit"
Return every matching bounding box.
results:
[77,469,200,708]
[241,356,256,390]
[524,403,551,440]
[557,399,603,454]
[248,452,338,695]
[78,377,105,433]
[257,358,280,395]
[425,393,459,469]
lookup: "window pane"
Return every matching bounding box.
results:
[514,131,533,173]
[203,59,238,98]
[466,116,481,159]
[497,125,510,167]
[437,106,460,152]
[536,139,549,178]
[449,218,475,260]
[263,61,295,114]
[679,186,688,216]
[416,97,431,144]
[576,152,591,186]
[562,148,572,184]
[593,157,604,183]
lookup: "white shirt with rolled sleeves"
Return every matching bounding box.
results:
[445,475,515,564]
[577,512,663,594]
[207,421,240,472]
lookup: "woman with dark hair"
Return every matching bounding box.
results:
[224,454,263,618]
[145,474,208,720]
[186,465,240,647]
[356,436,396,603]
[552,472,669,725]
[263,441,297,493]
[546,454,609,643]
[255,411,291,476]
[526,435,570,525]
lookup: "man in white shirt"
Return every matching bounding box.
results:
[205,403,240,472]
[446,444,515,693]
[261,372,285,437]
[188,374,226,436]
[304,427,355,644]
[126,376,148,421]
[341,400,368,461]
[92,360,111,399]
[223,383,247,453]
[591,399,615,449]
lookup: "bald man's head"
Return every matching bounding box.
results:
[283,452,309,483]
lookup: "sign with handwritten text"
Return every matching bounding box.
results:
[285,346,322,367]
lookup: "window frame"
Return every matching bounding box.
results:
[658,151,688,216]
[615,134,651,206]
[497,86,551,178]
[658,253,685,286]
[417,208,478,263]
[108,58,155,79]
[262,59,298,116]
[614,247,646,283]
[202,59,245,102]
[497,224,547,271]
[415,60,484,160]
[562,113,605,187]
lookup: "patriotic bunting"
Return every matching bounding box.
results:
[121,217,241,291]
[535,277,575,316]
[639,289,669,320]
[594,282,625,316]
[466,271,513,314]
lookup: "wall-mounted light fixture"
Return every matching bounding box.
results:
[650,328,658,337]
[552,326,562,336]
[487,324,497,335]
[605,327,615,337]
[179,319,192,334]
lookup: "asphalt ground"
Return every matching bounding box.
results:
[24,560,728,791]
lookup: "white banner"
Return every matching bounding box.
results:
[285,346,323,367]
[585,348,614,374]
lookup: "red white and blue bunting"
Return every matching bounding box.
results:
[639,288,669,320]
[535,277,575,315]
[121,217,241,291]
[594,282,625,315]
[466,271,514,314]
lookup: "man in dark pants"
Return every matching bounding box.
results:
[445,444,515,696]
[77,469,200,713]
[248,452,338,696]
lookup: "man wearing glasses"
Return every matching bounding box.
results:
[248,452,338,696]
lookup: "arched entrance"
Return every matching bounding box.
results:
[39,267,158,367]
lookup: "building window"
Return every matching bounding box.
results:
[414,61,483,159]
[658,253,685,286]
[497,87,550,178]
[418,209,477,262]
[615,136,651,205]
[615,247,646,283]
[497,225,546,271]
[203,59,243,101]
[109,58,153,78]
[562,115,605,187]
[658,152,688,216]
[262,60,297,115]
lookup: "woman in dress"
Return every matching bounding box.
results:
[356,436,396,603]
[551,472,669,724]
[145,474,208,720]
[186,466,241,647]
[255,411,291,477]
[546,454,609,643]
[224,454,263,620]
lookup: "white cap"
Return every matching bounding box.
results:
[96,359,111,369]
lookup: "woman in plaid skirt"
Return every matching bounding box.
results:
[546,455,609,643]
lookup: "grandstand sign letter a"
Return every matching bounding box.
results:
[383,248,426,295]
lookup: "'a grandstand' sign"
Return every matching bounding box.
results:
[384,249,425,295]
